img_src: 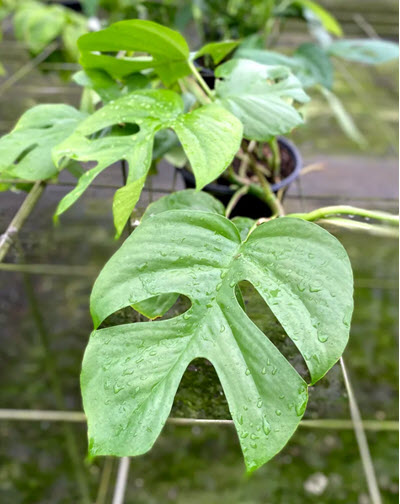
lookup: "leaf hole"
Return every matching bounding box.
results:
[99,294,192,328]
[85,122,140,140]
[172,357,230,419]
[13,144,38,164]
[236,281,311,382]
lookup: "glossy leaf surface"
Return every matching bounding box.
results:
[0,104,85,181]
[83,211,353,471]
[215,59,309,141]
[53,90,242,236]
[78,19,191,85]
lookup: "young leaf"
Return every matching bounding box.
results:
[53,90,242,237]
[78,19,191,85]
[215,59,309,141]
[0,104,86,181]
[83,211,353,472]
[292,0,342,36]
[328,39,399,65]
[194,40,240,64]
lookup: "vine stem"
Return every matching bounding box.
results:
[188,60,214,100]
[287,205,399,226]
[227,168,283,218]
[340,358,382,504]
[0,181,46,262]
[225,185,249,218]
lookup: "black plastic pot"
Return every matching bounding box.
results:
[179,136,302,219]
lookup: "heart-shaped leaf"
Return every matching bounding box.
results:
[0,104,86,181]
[78,19,191,85]
[82,210,353,472]
[215,59,309,141]
[53,89,242,236]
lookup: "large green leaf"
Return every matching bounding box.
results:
[328,39,399,65]
[83,211,353,471]
[78,19,191,85]
[0,104,86,181]
[53,90,242,236]
[215,59,309,141]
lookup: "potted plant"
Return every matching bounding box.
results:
[0,19,398,473]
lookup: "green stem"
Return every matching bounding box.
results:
[287,205,399,226]
[225,185,249,218]
[0,181,45,262]
[253,164,284,217]
[269,137,281,180]
[188,60,214,100]
[183,77,210,105]
[226,168,282,218]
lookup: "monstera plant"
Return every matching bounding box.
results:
[84,189,354,472]
[0,19,398,472]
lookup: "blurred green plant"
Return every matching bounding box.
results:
[0,0,88,60]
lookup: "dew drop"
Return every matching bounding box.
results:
[245,368,251,376]
[262,417,271,436]
[275,409,282,416]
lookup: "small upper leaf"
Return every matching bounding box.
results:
[194,40,240,64]
[53,90,242,236]
[215,59,309,141]
[83,211,353,472]
[0,104,86,181]
[78,19,191,85]
[292,0,342,36]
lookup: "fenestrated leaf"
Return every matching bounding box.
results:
[215,59,309,141]
[83,211,353,471]
[328,39,399,65]
[194,40,240,64]
[78,19,191,85]
[134,190,226,319]
[0,104,86,181]
[53,90,242,237]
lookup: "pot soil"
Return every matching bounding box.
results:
[179,136,302,219]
